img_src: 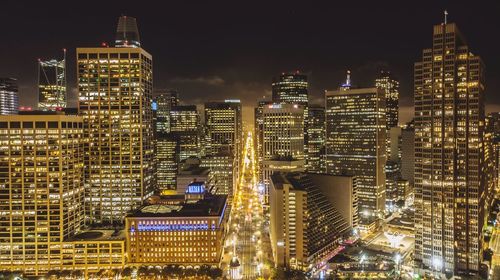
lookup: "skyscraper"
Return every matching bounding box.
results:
[156,133,179,194]
[153,90,179,134]
[414,22,486,275]
[375,71,399,129]
[272,72,308,106]
[306,105,325,173]
[325,83,386,221]
[0,113,85,274]
[254,100,272,184]
[0,78,18,115]
[262,104,305,202]
[204,100,242,157]
[77,18,153,223]
[38,51,66,110]
[400,120,414,187]
[170,105,201,161]
[115,15,141,48]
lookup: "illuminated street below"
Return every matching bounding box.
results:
[223,132,271,279]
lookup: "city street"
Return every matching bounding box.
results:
[223,132,272,279]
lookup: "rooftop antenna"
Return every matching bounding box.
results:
[345,70,351,87]
[444,10,448,24]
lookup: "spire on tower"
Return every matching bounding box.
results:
[341,70,352,90]
[444,10,448,24]
[115,16,141,48]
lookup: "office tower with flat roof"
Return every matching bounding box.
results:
[269,172,352,269]
[400,120,414,187]
[375,71,399,129]
[170,105,201,161]
[272,72,308,105]
[325,85,386,221]
[262,103,305,202]
[77,20,153,223]
[201,147,237,197]
[156,133,179,194]
[204,100,242,157]
[414,22,486,275]
[306,105,325,173]
[254,100,272,184]
[153,90,179,134]
[0,113,85,274]
[115,15,141,48]
[38,52,66,110]
[0,78,18,115]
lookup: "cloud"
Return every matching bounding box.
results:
[169,76,225,86]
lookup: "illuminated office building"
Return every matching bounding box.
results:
[254,100,272,184]
[375,71,399,129]
[38,52,66,110]
[272,72,308,106]
[325,83,386,220]
[153,90,179,134]
[201,147,237,197]
[306,105,325,173]
[414,22,486,275]
[400,120,414,187]
[262,104,305,201]
[0,78,18,115]
[125,182,228,265]
[270,172,353,269]
[0,113,84,274]
[77,19,154,223]
[156,133,179,194]
[204,100,242,156]
[170,105,201,161]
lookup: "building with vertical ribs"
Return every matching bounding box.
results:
[414,22,486,275]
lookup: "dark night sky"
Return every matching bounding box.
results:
[1,1,500,125]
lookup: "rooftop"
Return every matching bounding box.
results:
[128,194,227,218]
[66,229,125,242]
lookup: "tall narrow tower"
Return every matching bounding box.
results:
[38,50,67,110]
[414,22,486,275]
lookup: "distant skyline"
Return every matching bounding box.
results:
[1,1,500,124]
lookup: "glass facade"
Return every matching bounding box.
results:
[38,57,66,110]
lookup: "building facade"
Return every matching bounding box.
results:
[77,46,154,223]
[0,113,85,275]
[156,133,179,194]
[306,105,325,173]
[170,105,201,161]
[125,183,228,265]
[0,78,18,115]
[269,172,352,270]
[325,87,386,220]
[262,104,305,201]
[414,22,486,274]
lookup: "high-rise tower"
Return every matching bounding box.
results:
[325,76,386,221]
[77,17,153,223]
[0,78,18,115]
[414,22,486,275]
[38,51,67,110]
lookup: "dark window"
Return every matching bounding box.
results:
[0,122,8,128]
[48,122,58,129]
[35,122,46,129]
[22,122,33,128]
[10,122,20,128]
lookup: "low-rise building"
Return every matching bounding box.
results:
[125,182,228,266]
